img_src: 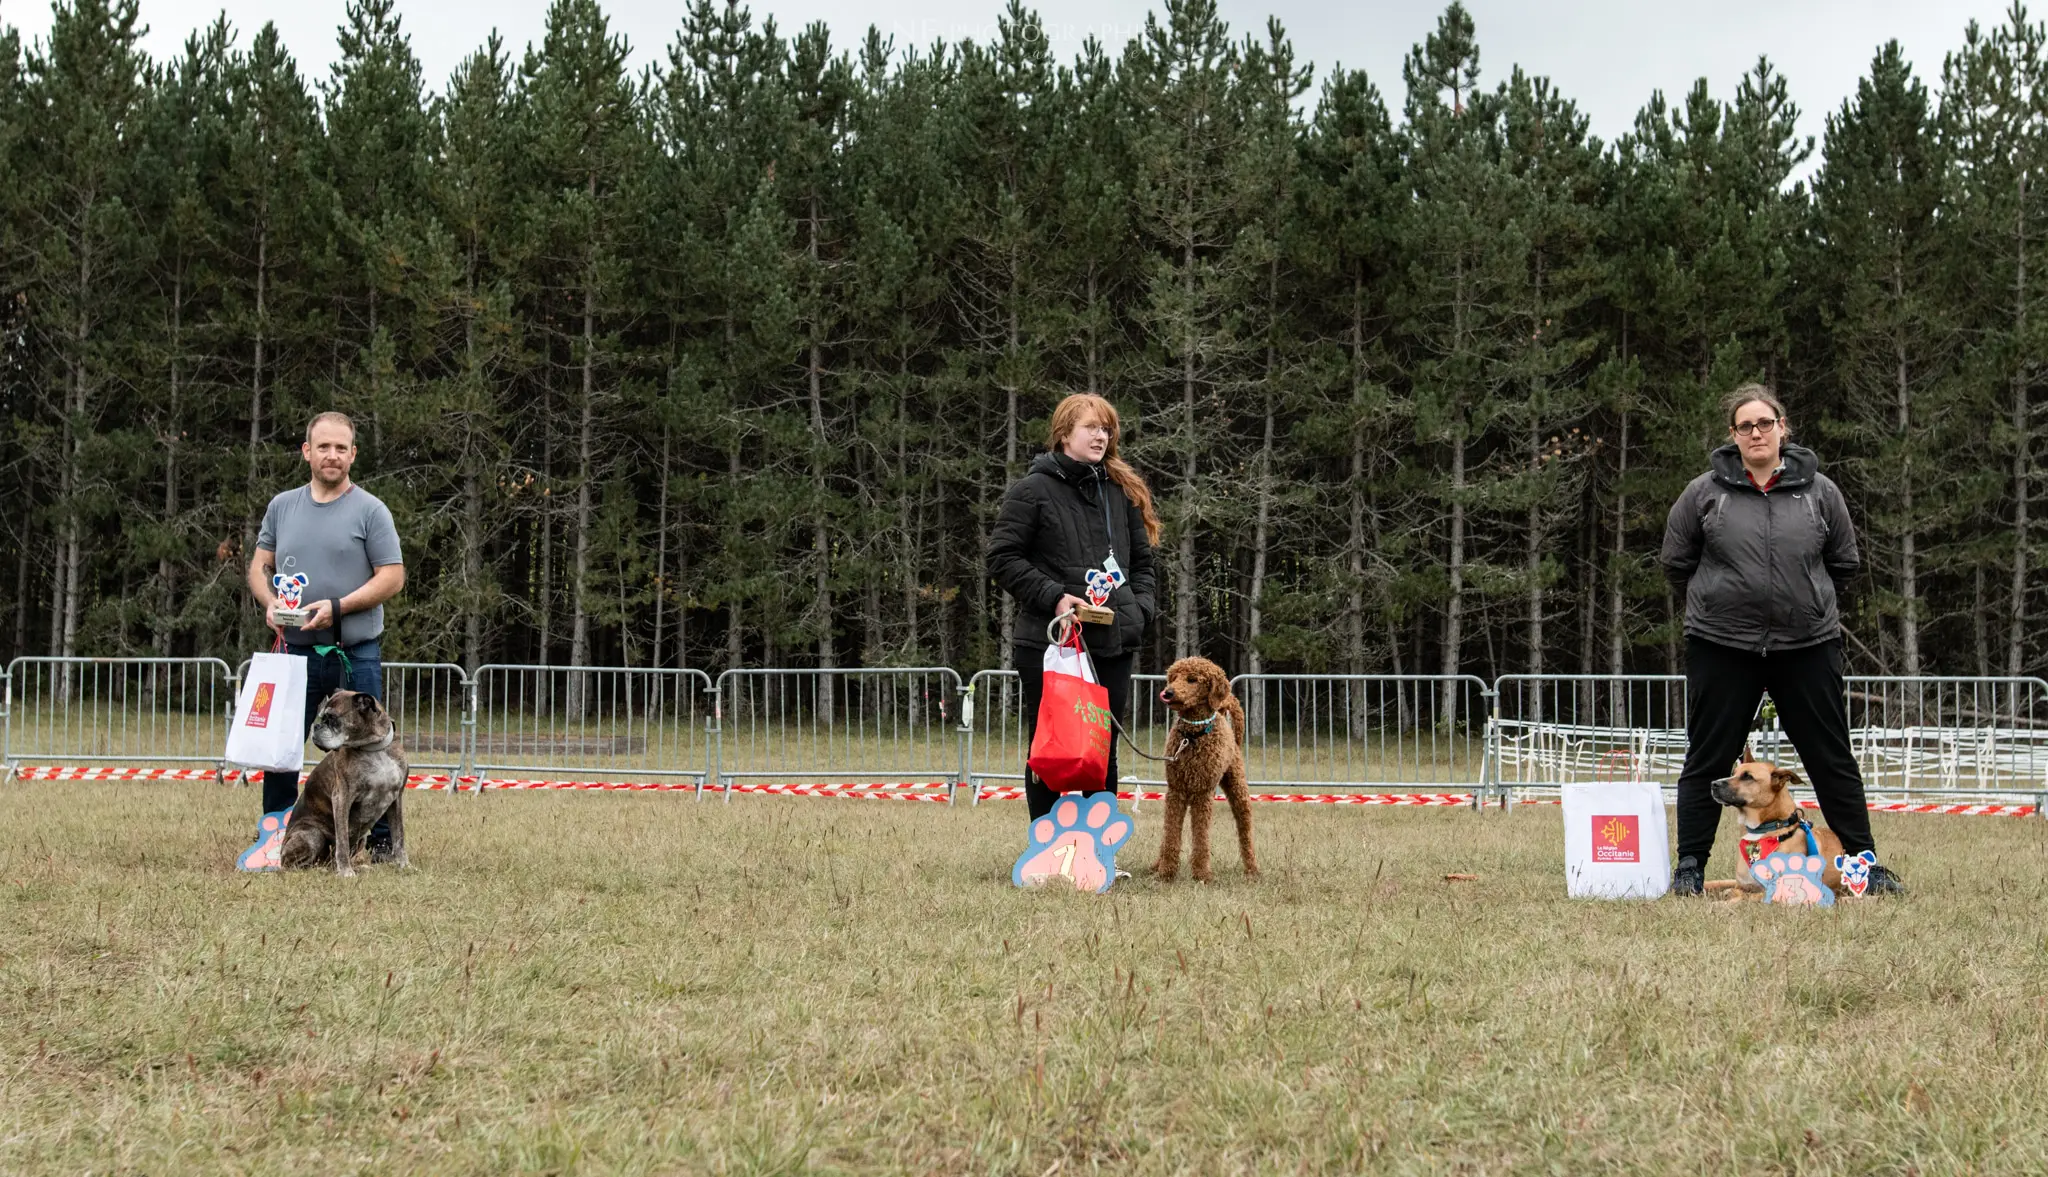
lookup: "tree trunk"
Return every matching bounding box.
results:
[61,223,93,687]
[1893,252,1920,676]
[808,192,835,726]
[725,446,742,669]
[2009,170,2030,678]
[1608,410,1629,676]
[899,378,918,655]
[568,265,595,714]
[1247,256,1278,733]
[153,268,184,704]
[999,275,1020,661]
[655,421,670,670]
[245,212,270,664]
[1175,233,1198,661]
[1346,269,1367,691]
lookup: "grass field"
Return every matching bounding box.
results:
[5,784,2048,1175]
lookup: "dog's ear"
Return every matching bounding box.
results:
[1206,664,1233,710]
[352,692,383,714]
[1741,742,1756,763]
[1729,756,1744,779]
[316,689,338,712]
[1771,767,1802,791]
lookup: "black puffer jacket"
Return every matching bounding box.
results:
[1660,442,1861,654]
[988,451,1158,656]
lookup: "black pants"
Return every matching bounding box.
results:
[1674,636,1875,867]
[1017,645,1134,820]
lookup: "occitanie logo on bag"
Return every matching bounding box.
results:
[246,682,276,729]
[1592,814,1640,862]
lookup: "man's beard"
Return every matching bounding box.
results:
[314,466,349,488]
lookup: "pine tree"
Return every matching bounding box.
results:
[429,34,523,671]
[18,0,151,676]
[951,1,1058,669]
[1395,2,1519,708]
[518,0,645,704]
[1231,19,1310,719]
[1,17,35,661]
[1291,65,1406,690]
[1494,67,1604,682]
[215,20,326,645]
[1813,42,1964,675]
[132,20,234,665]
[1940,6,2048,676]
[1123,0,1262,659]
[322,0,431,458]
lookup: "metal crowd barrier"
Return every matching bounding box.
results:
[469,665,714,793]
[1234,674,1492,801]
[232,658,476,778]
[963,669,1494,804]
[5,657,2044,811]
[1490,674,1690,807]
[2,656,237,772]
[1489,673,2048,808]
[714,668,965,801]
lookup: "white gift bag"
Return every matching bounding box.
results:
[1561,781,1671,899]
[1042,635,1099,685]
[225,651,307,773]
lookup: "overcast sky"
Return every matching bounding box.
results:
[4,0,2020,170]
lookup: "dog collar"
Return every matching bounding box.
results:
[352,724,398,753]
[1740,815,1817,864]
[1174,713,1218,738]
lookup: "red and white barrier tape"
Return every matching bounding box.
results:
[10,765,2039,816]
[10,765,226,781]
[968,788,1480,806]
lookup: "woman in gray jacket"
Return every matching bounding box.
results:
[1659,384,1903,896]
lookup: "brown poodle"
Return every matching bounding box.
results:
[1152,657,1258,883]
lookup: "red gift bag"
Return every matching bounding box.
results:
[1027,628,1114,793]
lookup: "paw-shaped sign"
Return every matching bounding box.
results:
[236,807,293,872]
[1833,850,1877,897]
[1014,792,1132,893]
[1750,852,1835,907]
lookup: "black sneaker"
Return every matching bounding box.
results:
[1864,863,1906,896]
[1670,855,1704,896]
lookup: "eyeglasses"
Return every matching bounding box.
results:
[1733,418,1779,437]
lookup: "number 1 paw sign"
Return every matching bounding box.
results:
[1014,792,1133,893]
[1750,851,1835,907]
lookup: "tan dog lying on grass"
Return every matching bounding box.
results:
[1152,657,1257,883]
[1706,755,1845,899]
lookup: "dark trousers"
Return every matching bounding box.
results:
[261,639,391,851]
[1674,635,1875,867]
[1017,645,1134,820]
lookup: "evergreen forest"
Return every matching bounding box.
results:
[4,0,2045,683]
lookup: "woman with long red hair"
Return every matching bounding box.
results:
[988,393,1162,819]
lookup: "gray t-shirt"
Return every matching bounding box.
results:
[257,484,404,647]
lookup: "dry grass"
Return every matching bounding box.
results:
[4,782,2048,1175]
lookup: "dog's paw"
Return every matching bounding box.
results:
[1751,852,1834,907]
[1013,792,1133,894]
[235,807,293,873]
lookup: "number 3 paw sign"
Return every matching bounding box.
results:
[1014,793,1132,893]
[1750,852,1835,907]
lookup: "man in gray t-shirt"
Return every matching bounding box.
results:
[245,411,407,853]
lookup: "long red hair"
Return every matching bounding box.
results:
[1048,394,1162,547]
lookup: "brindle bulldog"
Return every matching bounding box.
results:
[278,689,409,876]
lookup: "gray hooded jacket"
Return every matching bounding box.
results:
[1659,442,1860,655]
